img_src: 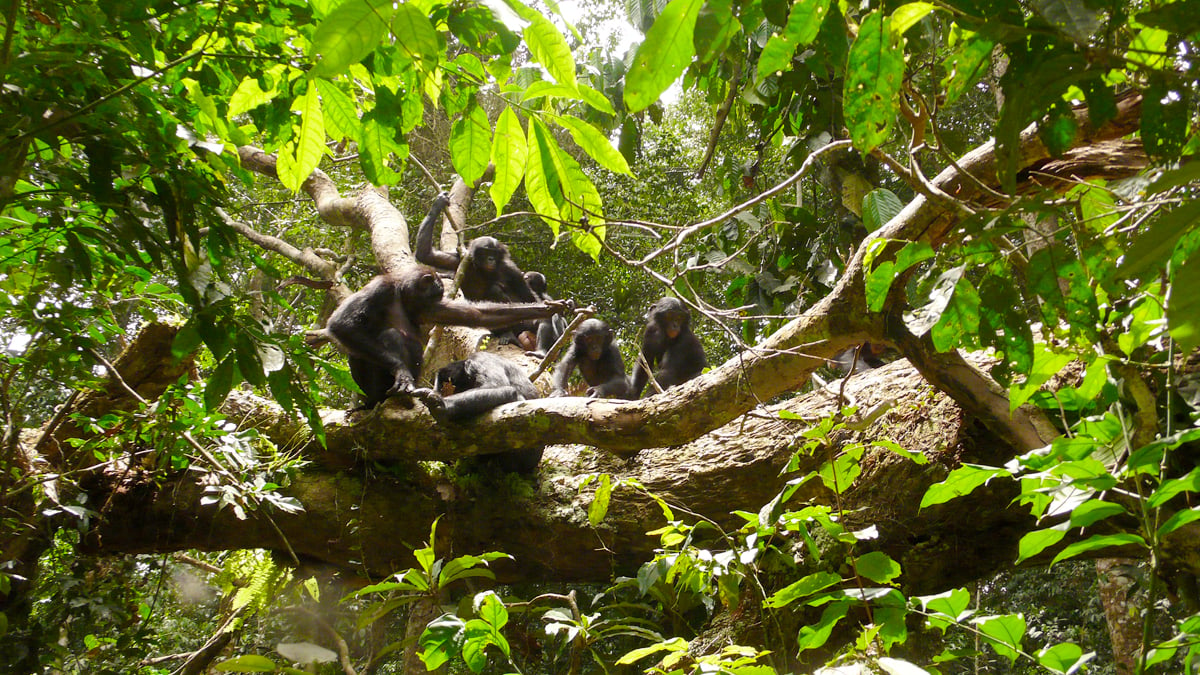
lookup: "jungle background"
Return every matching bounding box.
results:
[0,0,1198,673]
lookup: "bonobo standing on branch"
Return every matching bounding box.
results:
[414,193,538,304]
[631,297,707,398]
[523,271,566,358]
[434,351,543,472]
[551,318,632,399]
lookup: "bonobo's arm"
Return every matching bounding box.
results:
[498,263,539,303]
[413,192,458,271]
[422,299,567,330]
[629,330,662,398]
[551,349,578,395]
[442,386,525,421]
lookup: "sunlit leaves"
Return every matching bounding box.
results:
[1032,0,1102,41]
[757,0,831,78]
[391,2,441,62]
[764,571,841,608]
[553,116,632,175]
[1169,254,1200,351]
[278,83,326,193]
[920,464,1012,508]
[1050,533,1146,565]
[358,117,404,185]
[317,79,361,142]
[942,28,993,106]
[843,10,904,154]
[625,0,704,113]
[973,614,1026,663]
[889,3,936,38]
[451,101,491,187]
[523,13,577,89]
[490,107,527,215]
[310,0,393,77]
[525,118,605,258]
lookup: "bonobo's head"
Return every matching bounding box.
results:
[468,237,505,274]
[402,267,445,308]
[434,359,474,396]
[524,271,548,296]
[650,297,689,339]
[575,318,612,361]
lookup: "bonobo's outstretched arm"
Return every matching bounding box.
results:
[413,192,457,271]
[421,299,568,330]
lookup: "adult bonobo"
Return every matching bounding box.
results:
[434,351,542,472]
[630,297,706,398]
[414,193,538,304]
[551,318,631,399]
[314,263,567,412]
[523,271,566,358]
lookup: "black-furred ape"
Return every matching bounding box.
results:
[551,318,631,399]
[523,271,566,358]
[631,297,707,398]
[434,351,543,472]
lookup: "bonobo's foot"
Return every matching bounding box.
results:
[411,387,447,422]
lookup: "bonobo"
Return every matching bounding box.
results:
[434,351,542,472]
[414,194,537,304]
[551,318,631,399]
[317,262,565,412]
[523,271,566,358]
[631,297,707,398]
[832,342,890,374]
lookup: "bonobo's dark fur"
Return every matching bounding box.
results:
[523,271,566,358]
[551,318,631,399]
[631,297,707,398]
[434,351,542,472]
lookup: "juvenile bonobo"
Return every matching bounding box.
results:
[551,318,631,399]
[631,297,707,398]
[434,351,542,472]
[523,271,566,358]
[317,262,566,412]
[414,193,537,304]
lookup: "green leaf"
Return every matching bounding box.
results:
[854,551,901,584]
[1015,526,1066,564]
[451,102,491,188]
[757,0,832,78]
[205,356,238,411]
[862,189,904,231]
[291,83,326,190]
[214,654,279,671]
[974,614,1026,663]
[797,600,851,652]
[358,117,404,185]
[1158,507,1200,538]
[1037,642,1089,674]
[764,571,841,608]
[1032,0,1102,41]
[490,107,527,215]
[526,118,604,244]
[576,83,617,115]
[1141,78,1189,159]
[920,464,1011,508]
[1068,500,1129,528]
[1120,201,1200,280]
[419,615,466,671]
[391,2,441,62]
[1168,253,1200,353]
[588,473,612,526]
[554,116,632,175]
[617,637,689,665]
[1051,533,1147,565]
[1009,342,1075,412]
[310,0,393,77]
[625,0,704,113]
[843,10,904,153]
[917,587,972,630]
[228,77,277,119]
[931,276,980,351]
[523,14,576,89]
[889,3,936,37]
[317,78,361,142]
[942,29,992,106]
[1148,467,1200,508]
[904,266,965,337]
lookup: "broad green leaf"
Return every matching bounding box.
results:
[818,445,863,493]
[1168,253,1200,352]
[316,78,361,142]
[1126,25,1169,70]
[358,117,404,185]
[1068,500,1128,528]
[1120,200,1200,280]
[974,614,1026,663]
[843,10,904,153]
[205,356,237,411]
[617,637,689,665]
[214,654,278,671]
[1148,467,1200,508]
[931,275,980,351]
[1148,158,1200,194]
[525,117,564,229]
[577,84,617,115]
[588,473,612,526]
[1015,526,1066,564]
[1032,0,1102,41]
[228,77,276,119]
[1009,342,1075,412]
[917,587,972,627]
[310,0,393,77]
[475,591,508,630]
[451,102,491,187]
[797,600,851,651]
[527,118,605,250]
[1158,507,1200,537]
[889,3,936,37]
[554,116,632,175]
[490,107,527,215]
[862,188,904,231]
[625,0,704,113]
[1037,642,1090,674]
[764,571,841,608]
[524,14,577,89]
[418,615,466,671]
[904,266,965,337]
[757,0,832,78]
[1051,533,1146,565]
[391,2,441,61]
[291,83,326,191]
[920,464,1011,508]
[943,31,993,106]
[854,551,901,584]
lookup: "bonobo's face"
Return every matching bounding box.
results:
[652,298,689,339]
[407,268,445,306]
[524,271,547,296]
[469,237,503,274]
[435,361,470,396]
[576,320,611,361]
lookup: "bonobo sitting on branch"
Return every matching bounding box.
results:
[434,351,543,472]
[631,297,707,398]
[414,193,538,304]
[551,318,632,399]
[314,267,566,412]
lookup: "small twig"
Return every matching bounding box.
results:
[528,308,596,381]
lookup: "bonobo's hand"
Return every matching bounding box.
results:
[546,298,575,315]
[386,378,421,408]
[433,191,451,208]
[412,388,447,423]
